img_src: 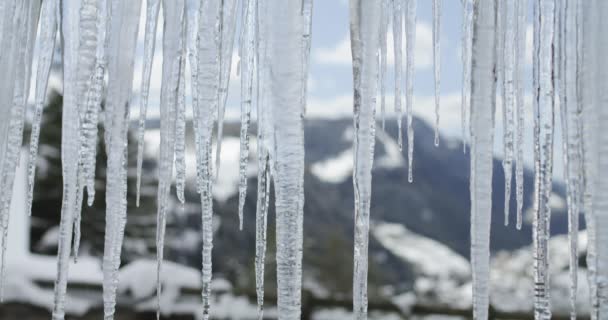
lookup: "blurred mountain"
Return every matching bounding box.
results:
[28,93,578,307]
[206,118,576,300]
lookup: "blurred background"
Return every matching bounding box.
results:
[2,1,589,319]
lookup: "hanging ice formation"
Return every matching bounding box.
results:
[349,0,381,319]
[102,1,142,319]
[460,0,473,154]
[135,0,161,206]
[405,0,417,183]
[51,1,86,317]
[392,0,403,151]
[515,0,527,230]
[557,0,582,317]
[214,0,239,181]
[532,1,556,318]
[238,0,256,231]
[379,0,389,131]
[26,0,58,218]
[468,1,497,319]
[0,0,41,299]
[432,0,441,147]
[500,0,516,226]
[2,0,608,319]
[581,1,608,318]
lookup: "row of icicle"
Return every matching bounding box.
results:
[0,0,605,319]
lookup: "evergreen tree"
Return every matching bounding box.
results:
[30,90,161,262]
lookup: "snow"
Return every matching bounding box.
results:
[373,223,470,279]
[311,148,353,184]
[489,232,591,316]
[5,151,104,315]
[310,127,403,184]
[372,222,472,309]
[145,131,246,202]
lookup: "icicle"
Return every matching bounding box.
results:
[531,1,555,318]
[405,0,416,183]
[81,0,109,208]
[194,0,221,317]
[237,0,256,231]
[214,0,239,180]
[301,0,313,117]
[515,0,527,230]
[558,0,582,317]
[393,0,403,150]
[254,149,270,320]
[469,1,497,319]
[100,1,142,319]
[185,0,200,192]
[71,0,100,262]
[135,0,161,207]
[348,0,380,319]
[502,0,517,226]
[379,0,389,131]
[580,1,598,315]
[432,0,441,146]
[580,0,608,317]
[254,1,271,316]
[155,0,184,318]
[175,27,187,204]
[460,0,473,154]
[26,0,59,217]
[52,1,84,317]
[0,0,40,299]
[72,169,84,262]
[260,0,308,318]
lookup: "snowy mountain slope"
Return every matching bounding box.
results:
[26,117,578,316]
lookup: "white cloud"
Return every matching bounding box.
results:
[313,22,433,70]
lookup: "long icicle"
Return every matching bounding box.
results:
[558,0,582,317]
[195,0,221,317]
[0,0,40,299]
[80,0,109,209]
[155,1,184,318]
[52,0,83,317]
[580,0,598,316]
[405,0,416,182]
[432,0,441,146]
[301,0,313,117]
[72,0,100,262]
[254,0,271,317]
[101,1,142,319]
[215,0,239,179]
[175,29,188,205]
[502,0,517,226]
[393,0,403,150]
[532,0,555,318]
[379,0,389,131]
[460,0,473,154]
[469,1,497,319]
[237,0,256,230]
[261,0,308,318]
[581,0,608,317]
[26,0,58,217]
[349,0,381,318]
[135,0,161,206]
[185,0,200,191]
[515,0,527,230]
